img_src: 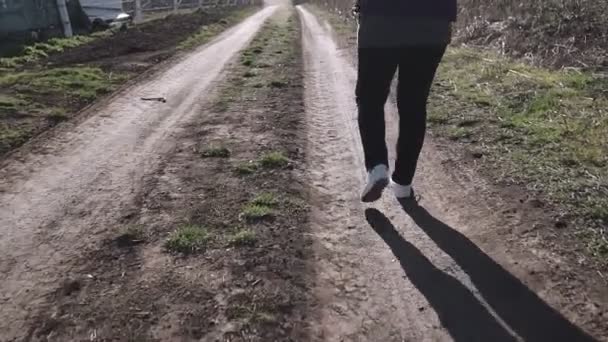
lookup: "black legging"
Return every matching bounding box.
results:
[356,46,446,185]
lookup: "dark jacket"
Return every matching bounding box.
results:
[358,0,457,22]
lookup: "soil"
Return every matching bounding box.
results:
[1,2,608,342]
[48,9,236,69]
[19,8,311,340]
[0,7,278,340]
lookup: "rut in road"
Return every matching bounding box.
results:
[0,6,276,339]
[297,6,599,342]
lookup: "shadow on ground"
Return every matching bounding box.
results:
[365,204,597,342]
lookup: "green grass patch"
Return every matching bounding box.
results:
[0,124,27,154]
[446,126,473,141]
[428,110,449,125]
[241,204,274,221]
[234,161,258,175]
[588,234,608,258]
[47,110,68,122]
[228,228,257,246]
[259,151,289,169]
[577,227,608,259]
[213,98,230,113]
[179,26,216,50]
[241,193,280,222]
[237,23,276,70]
[0,68,114,154]
[0,35,98,68]
[251,192,279,207]
[242,58,254,67]
[227,303,276,324]
[243,70,257,78]
[426,46,608,260]
[0,67,122,101]
[165,224,210,254]
[0,94,27,111]
[201,145,230,158]
[585,198,608,223]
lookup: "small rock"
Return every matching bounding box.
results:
[134,311,151,318]
[555,220,568,229]
[62,280,82,296]
[471,151,484,159]
[528,199,544,208]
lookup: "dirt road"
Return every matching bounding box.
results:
[0,6,276,339]
[1,2,606,341]
[297,6,604,341]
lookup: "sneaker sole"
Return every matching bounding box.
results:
[362,178,389,203]
[396,189,418,203]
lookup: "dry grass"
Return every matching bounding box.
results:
[456,0,608,68]
[307,0,608,69]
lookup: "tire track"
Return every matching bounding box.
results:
[0,6,277,339]
[298,5,598,342]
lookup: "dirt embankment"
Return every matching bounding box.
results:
[47,8,246,67]
[0,6,256,157]
[456,0,608,69]
[307,0,608,69]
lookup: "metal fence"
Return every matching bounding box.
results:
[0,0,258,39]
[116,0,258,22]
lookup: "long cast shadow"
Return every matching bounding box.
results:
[365,209,517,342]
[396,201,597,342]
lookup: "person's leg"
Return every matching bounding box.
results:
[356,48,399,171]
[393,46,447,189]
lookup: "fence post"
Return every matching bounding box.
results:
[134,0,143,23]
[55,0,73,37]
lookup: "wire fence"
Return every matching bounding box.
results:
[1,0,259,45]
[97,0,259,22]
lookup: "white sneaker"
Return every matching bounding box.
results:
[361,164,389,202]
[392,180,413,199]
